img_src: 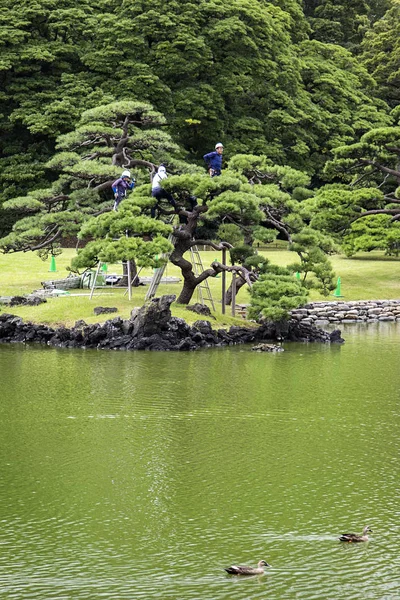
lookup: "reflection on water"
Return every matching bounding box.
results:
[1,323,400,599]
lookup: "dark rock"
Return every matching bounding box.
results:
[191,331,204,343]
[216,329,233,342]
[108,335,132,349]
[133,337,150,350]
[329,329,345,344]
[109,317,124,328]
[74,319,87,328]
[130,295,176,337]
[0,315,23,339]
[121,320,133,335]
[169,317,191,337]
[228,325,257,343]
[73,331,84,343]
[186,303,214,318]
[205,333,219,344]
[54,327,71,342]
[176,337,198,351]
[142,333,173,351]
[0,295,345,352]
[35,326,55,341]
[285,319,332,342]
[25,329,38,341]
[0,313,15,322]
[86,327,107,345]
[193,320,212,335]
[252,343,284,352]
[93,306,118,315]
[9,295,46,307]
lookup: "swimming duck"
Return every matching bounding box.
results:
[224,560,270,576]
[339,526,372,543]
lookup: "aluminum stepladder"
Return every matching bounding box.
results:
[189,245,215,311]
[89,260,141,300]
[145,237,215,311]
[145,232,176,300]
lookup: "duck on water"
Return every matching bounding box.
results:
[339,526,372,543]
[224,560,270,576]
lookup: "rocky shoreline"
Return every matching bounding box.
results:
[0,295,343,351]
[291,299,400,325]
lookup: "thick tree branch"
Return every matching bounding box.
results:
[211,262,254,288]
[92,179,114,192]
[129,159,156,171]
[264,211,292,243]
[46,195,69,205]
[190,240,232,251]
[383,196,400,203]
[26,228,62,252]
[347,208,400,226]
[359,159,400,180]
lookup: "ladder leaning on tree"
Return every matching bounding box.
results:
[145,232,176,300]
[145,239,215,311]
[189,245,215,311]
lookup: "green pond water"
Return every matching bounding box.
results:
[1,324,400,599]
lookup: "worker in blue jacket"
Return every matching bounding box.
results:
[203,142,224,177]
[111,169,135,211]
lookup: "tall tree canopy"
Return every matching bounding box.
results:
[0,100,184,255]
[361,1,400,108]
[310,112,400,254]
[0,101,338,313]
[1,0,399,292]
[0,0,393,230]
[303,0,391,48]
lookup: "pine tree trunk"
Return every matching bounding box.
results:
[225,276,247,305]
[176,278,198,304]
[120,259,139,287]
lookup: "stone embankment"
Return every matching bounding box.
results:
[0,295,343,352]
[291,299,400,325]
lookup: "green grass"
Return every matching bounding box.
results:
[0,249,251,328]
[1,247,400,327]
[264,249,400,302]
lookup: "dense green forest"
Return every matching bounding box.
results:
[1,0,400,313]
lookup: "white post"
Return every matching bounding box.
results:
[127,261,132,301]
[89,262,102,300]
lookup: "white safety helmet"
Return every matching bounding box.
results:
[121,170,131,178]
[158,165,166,173]
[215,142,224,149]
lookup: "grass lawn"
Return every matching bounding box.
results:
[0,246,400,327]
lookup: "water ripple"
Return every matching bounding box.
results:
[1,332,400,598]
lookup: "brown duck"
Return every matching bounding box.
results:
[224,560,270,576]
[339,525,372,543]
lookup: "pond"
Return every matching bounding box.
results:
[1,324,400,599]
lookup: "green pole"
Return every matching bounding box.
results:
[49,255,57,272]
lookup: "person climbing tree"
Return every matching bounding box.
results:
[203,142,224,177]
[151,165,178,217]
[111,170,135,211]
